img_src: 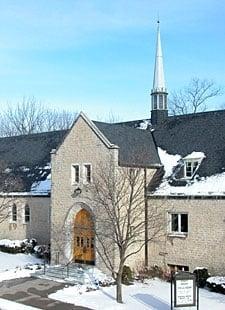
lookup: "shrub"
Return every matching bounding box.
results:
[136,264,165,281]
[193,267,209,288]
[206,276,225,294]
[122,265,133,285]
[0,238,37,254]
[34,244,50,261]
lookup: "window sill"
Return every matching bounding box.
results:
[168,233,188,238]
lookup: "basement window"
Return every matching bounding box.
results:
[169,213,188,236]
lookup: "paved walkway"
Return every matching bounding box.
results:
[0,277,92,310]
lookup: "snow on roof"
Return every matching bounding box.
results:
[183,152,206,160]
[154,147,225,196]
[31,174,51,195]
[137,120,151,130]
[157,147,181,178]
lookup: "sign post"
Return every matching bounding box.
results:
[171,271,199,309]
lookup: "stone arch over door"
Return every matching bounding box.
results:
[73,208,95,265]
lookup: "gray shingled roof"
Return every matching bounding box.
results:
[153,110,225,177]
[0,130,66,191]
[120,109,225,178]
[93,121,161,168]
[0,118,161,192]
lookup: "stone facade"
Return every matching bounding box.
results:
[147,196,225,275]
[50,114,157,273]
[0,196,50,245]
[50,114,118,271]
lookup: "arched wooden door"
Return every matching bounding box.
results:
[73,209,95,265]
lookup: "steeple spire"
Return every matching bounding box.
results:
[153,20,166,92]
[151,21,168,125]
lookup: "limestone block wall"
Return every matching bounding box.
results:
[50,116,118,271]
[147,196,225,275]
[0,196,50,245]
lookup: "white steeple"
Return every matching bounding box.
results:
[152,20,166,92]
[151,21,168,124]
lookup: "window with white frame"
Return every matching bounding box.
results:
[11,204,17,222]
[71,164,80,184]
[24,205,30,223]
[169,213,188,235]
[184,160,199,178]
[84,164,91,183]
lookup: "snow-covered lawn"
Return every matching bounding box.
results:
[0,251,43,310]
[0,251,224,310]
[49,278,225,310]
[0,251,42,282]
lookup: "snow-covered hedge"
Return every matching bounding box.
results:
[0,239,37,254]
[206,276,225,294]
[34,244,50,261]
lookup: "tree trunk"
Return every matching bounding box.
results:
[116,269,123,303]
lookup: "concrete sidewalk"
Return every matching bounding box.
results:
[0,277,92,310]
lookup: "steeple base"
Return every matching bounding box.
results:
[151,110,168,125]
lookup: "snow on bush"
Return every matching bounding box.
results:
[0,239,37,254]
[207,276,225,294]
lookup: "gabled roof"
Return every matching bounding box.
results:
[93,121,161,168]
[153,109,225,177]
[119,109,225,178]
[0,115,161,192]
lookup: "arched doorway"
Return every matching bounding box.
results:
[73,209,95,265]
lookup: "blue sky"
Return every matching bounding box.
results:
[0,0,224,121]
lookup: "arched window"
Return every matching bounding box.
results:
[24,205,30,223]
[12,204,17,222]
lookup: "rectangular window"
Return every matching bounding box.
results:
[185,161,199,178]
[12,205,17,222]
[84,164,91,183]
[24,205,30,223]
[71,164,80,184]
[169,213,188,235]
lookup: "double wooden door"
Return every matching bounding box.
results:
[73,209,95,264]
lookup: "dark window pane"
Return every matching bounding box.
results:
[25,205,30,223]
[85,165,91,183]
[12,205,17,222]
[181,214,188,233]
[171,214,178,232]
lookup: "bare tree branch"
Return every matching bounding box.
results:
[0,97,77,136]
[169,78,222,115]
[89,160,165,303]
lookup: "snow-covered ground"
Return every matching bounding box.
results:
[0,251,224,310]
[0,251,43,310]
[49,277,225,310]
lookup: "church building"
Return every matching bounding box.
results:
[0,22,224,275]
